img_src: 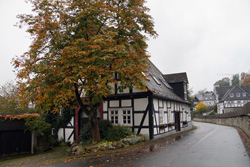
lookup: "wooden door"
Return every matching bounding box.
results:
[174,112,181,131]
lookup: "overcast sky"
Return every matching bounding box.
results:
[1,0,250,94]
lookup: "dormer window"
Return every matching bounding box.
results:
[236,93,240,97]
[242,92,246,97]
[142,72,150,81]
[152,76,161,85]
[230,93,234,97]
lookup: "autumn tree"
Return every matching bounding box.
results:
[241,72,250,85]
[13,0,157,142]
[195,101,207,114]
[242,77,250,85]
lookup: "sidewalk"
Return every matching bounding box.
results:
[237,127,250,157]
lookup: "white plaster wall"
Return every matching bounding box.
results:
[65,129,74,143]
[103,101,108,111]
[134,128,149,137]
[153,98,159,111]
[108,83,115,94]
[121,99,132,107]
[57,128,74,144]
[57,117,75,143]
[154,112,159,126]
[58,128,64,141]
[153,127,158,135]
[117,81,130,94]
[134,98,148,111]
[159,100,163,108]
[110,100,119,107]
[134,113,149,126]
[103,113,108,119]
[132,88,144,93]
[163,101,167,111]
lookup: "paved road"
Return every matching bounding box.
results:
[49,122,250,167]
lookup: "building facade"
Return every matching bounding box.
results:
[214,85,250,114]
[103,61,192,139]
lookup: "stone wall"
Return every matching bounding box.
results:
[194,103,250,138]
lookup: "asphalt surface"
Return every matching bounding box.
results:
[47,122,250,167]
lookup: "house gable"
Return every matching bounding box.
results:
[215,86,231,102]
[221,85,250,102]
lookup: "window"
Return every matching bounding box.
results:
[152,76,161,85]
[110,110,119,124]
[230,93,234,97]
[109,108,132,125]
[159,109,164,124]
[236,93,240,97]
[142,72,150,80]
[123,110,131,124]
[242,92,246,97]
[183,84,187,100]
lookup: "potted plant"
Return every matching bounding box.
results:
[183,121,188,126]
[159,124,166,129]
[168,122,174,127]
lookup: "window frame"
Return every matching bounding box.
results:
[122,109,131,125]
[109,109,119,125]
[109,108,132,126]
[236,93,240,97]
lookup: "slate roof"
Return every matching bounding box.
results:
[196,91,216,101]
[146,60,189,104]
[241,85,250,95]
[162,72,189,84]
[215,86,232,101]
[215,85,250,102]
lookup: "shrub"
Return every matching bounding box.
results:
[98,120,113,139]
[79,123,92,143]
[79,120,134,143]
[79,120,113,143]
[25,118,52,151]
[106,126,133,141]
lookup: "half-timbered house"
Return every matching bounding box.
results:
[103,60,192,139]
[58,60,192,142]
[214,85,250,114]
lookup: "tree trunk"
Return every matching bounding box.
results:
[90,115,101,143]
[73,84,101,143]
